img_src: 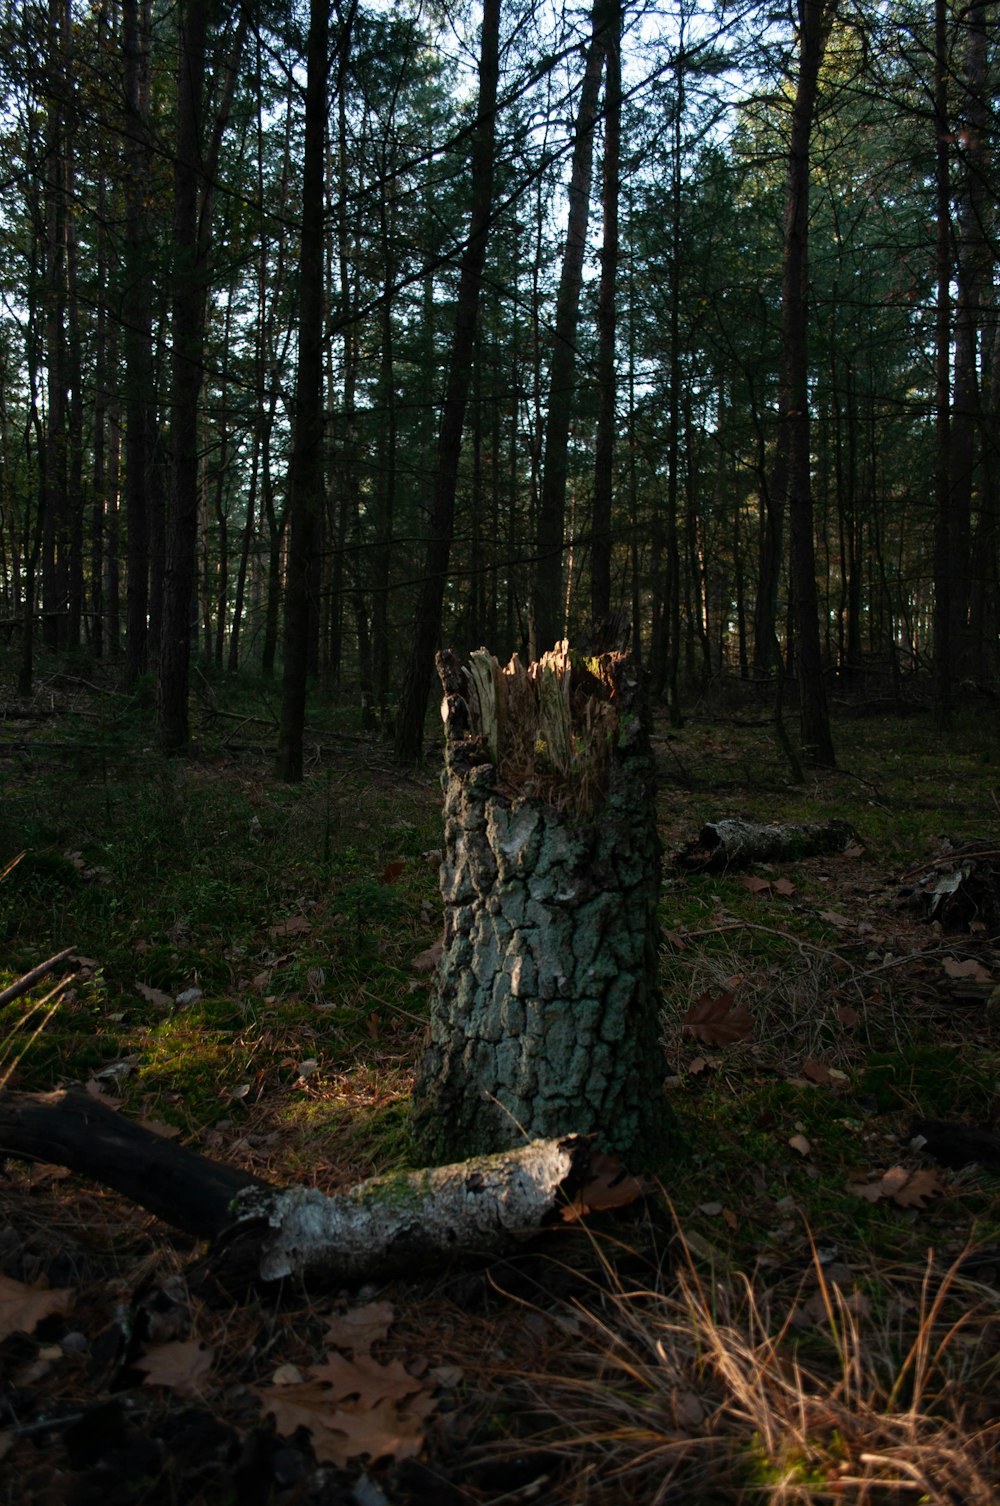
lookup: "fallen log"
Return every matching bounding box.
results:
[226,1135,593,1282]
[0,1089,266,1237]
[0,1089,594,1284]
[676,817,856,872]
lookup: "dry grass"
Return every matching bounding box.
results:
[474,1221,1000,1505]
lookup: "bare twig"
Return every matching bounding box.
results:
[0,947,77,1008]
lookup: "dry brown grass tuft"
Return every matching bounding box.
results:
[476,1224,1000,1505]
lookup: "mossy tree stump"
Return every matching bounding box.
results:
[411,642,671,1167]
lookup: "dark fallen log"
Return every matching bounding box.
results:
[676,817,856,872]
[0,1089,594,1284]
[0,1089,267,1236]
[909,1118,1000,1170]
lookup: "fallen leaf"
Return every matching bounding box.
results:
[560,1151,653,1222]
[843,845,865,858]
[738,875,772,894]
[892,1167,943,1208]
[802,1059,832,1085]
[0,1275,73,1341]
[308,1352,424,1407]
[836,1005,860,1027]
[325,1302,395,1354]
[698,1201,723,1216]
[136,982,173,1009]
[257,1383,432,1467]
[789,1134,812,1156]
[135,1340,214,1397]
[682,991,753,1047]
[380,861,406,885]
[773,877,796,897]
[324,1396,431,1465]
[851,1166,943,1210]
[270,916,312,937]
[663,930,688,950]
[819,910,851,928]
[942,956,992,983]
[411,939,444,973]
[271,1363,306,1386]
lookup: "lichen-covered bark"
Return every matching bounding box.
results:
[232,1135,591,1282]
[677,818,855,872]
[411,647,670,1166]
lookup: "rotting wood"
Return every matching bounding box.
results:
[676,818,856,872]
[412,642,671,1165]
[0,1089,595,1284]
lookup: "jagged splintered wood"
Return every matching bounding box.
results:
[411,642,672,1166]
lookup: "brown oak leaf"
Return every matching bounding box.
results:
[682,991,753,1046]
[324,1302,395,1355]
[135,1340,214,1396]
[0,1275,73,1341]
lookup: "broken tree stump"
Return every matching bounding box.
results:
[410,642,672,1166]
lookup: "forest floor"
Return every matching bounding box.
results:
[1,657,1000,1505]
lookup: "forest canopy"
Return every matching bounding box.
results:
[0,0,995,759]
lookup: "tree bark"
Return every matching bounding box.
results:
[411,645,671,1165]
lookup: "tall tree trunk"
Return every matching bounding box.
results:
[532,7,605,654]
[781,0,835,766]
[946,0,988,682]
[276,0,336,781]
[590,0,621,631]
[122,0,153,684]
[393,0,503,764]
[158,3,246,748]
[42,0,69,653]
[932,0,952,727]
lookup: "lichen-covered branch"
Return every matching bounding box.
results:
[228,1135,593,1282]
[677,818,855,872]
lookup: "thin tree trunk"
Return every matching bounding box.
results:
[276,0,335,781]
[782,0,835,766]
[393,0,503,764]
[590,0,621,630]
[932,0,952,727]
[122,0,153,684]
[532,8,605,654]
[158,3,247,749]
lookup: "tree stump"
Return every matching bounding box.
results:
[411,642,671,1166]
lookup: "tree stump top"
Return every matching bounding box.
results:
[436,640,643,819]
